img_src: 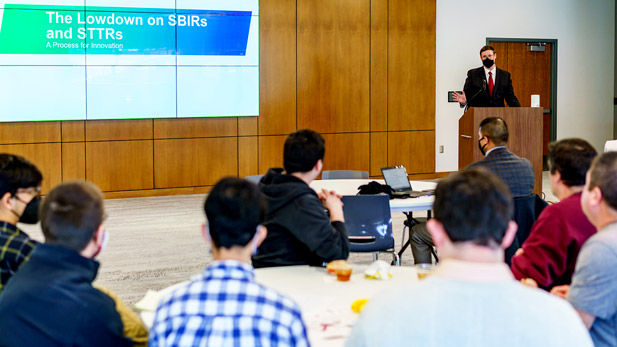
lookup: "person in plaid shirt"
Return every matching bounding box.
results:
[150,177,309,347]
[0,154,43,292]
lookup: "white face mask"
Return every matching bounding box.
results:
[101,230,109,251]
[93,229,109,258]
[251,227,260,256]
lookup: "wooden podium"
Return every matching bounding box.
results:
[459,107,544,195]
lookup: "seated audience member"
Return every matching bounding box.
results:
[346,168,592,347]
[511,138,597,289]
[468,116,535,197]
[551,152,617,346]
[252,129,349,268]
[150,177,309,346]
[95,285,149,347]
[0,181,132,346]
[0,154,42,291]
[410,117,535,264]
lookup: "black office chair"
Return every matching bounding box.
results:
[504,194,548,265]
[341,195,400,265]
[245,174,264,185]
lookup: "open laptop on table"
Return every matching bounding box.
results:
[381,165,433,198]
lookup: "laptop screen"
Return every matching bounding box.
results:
[341,195,393,240]
[381,166,412,191]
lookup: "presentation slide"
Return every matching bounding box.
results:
[0,0,259,121]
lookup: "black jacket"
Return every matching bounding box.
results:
[252,168,349,268]
[463,66,520,107]
[0,244,132,347]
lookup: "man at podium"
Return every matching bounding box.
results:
[453,45,520,108]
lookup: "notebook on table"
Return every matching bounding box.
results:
[381,165,433,198]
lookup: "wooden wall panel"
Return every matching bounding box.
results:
[388,131,435,174]
[321,133,370,171]
[259,0,297,135]
[238,137,259,178]
[86,120,153,141]
[0,122,61,144]
[238,117,258,136]
[153,118,237,139]
[0,143,62,193]
[388,0,435,131]
[86,140,154,191]
[370,0,388,132]
[153,138,238,188]
[370,132,388,176]
[258,136,286,174]
[62,142,85,181]
[62,121,85,142]
[297,0,370,134]
[0,0,439,198]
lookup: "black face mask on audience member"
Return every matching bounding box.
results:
[14,195,41,224]
[482,58,494,68]
[478,139,487,156]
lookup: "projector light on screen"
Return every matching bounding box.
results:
[0,0,259,122]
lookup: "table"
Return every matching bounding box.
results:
[136,264,420,347]
[311,179,437,257]
[310,179,436,213]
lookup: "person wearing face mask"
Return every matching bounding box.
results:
[452,45,520,108]
[150,177,309,346]
[0,180,133,347]
[0,153,43,292]
[409,117,534,266]
[468,117,534,197]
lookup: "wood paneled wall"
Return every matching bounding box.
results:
[0,0,436,198]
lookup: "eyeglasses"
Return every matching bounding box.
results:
[16,186,41,197]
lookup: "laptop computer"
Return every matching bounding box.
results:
[381,165,433,198]
[341,195,393,248]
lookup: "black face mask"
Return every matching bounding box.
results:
[478,139,487,156]
[15,195,41,224]
[482,58,494,68]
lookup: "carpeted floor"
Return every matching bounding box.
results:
[20,173,556,307]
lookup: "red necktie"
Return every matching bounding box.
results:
[488,71,494,96]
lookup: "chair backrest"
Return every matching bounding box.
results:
[322,170,369,180]
[341,195,393,252]
[245,174,264,185]
[504,194,548,265]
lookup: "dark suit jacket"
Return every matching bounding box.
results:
[467,147,534,197]
[463,66,520,107]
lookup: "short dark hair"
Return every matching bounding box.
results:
[480,45,495,55]
[40,181,105,252]
[433,167,513,246]
[548,138,597,187]
[283,129,325,174]
[0,154,43,197]
[588,152,617,211]
[204,177,267,249]
[479,117,509,146]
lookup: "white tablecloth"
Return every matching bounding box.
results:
[137,264,419,347]
[310,179,436,212]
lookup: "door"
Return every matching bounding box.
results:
[488,40,553,156]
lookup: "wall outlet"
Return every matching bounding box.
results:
[439,145,444,153]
